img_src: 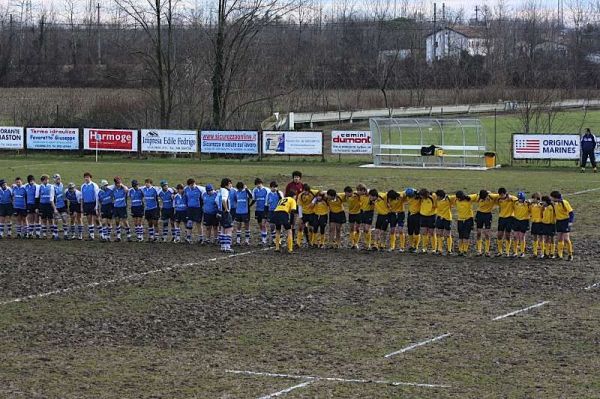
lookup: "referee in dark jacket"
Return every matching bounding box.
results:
[581,128,597,173]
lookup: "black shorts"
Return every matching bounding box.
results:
[83,202,97,217]
[13,207,27,217]
[174,210,187,223]
[101,204,114,220]
[68,202,80,215]
[56,206,67,214]
[230,208,237,219]
[311,214,328,230]
[457,218,474,239]
[497,217,514,233]
[0,204,13,217]
[543,223,556,237]
[375,214,389,231]
[145,208,160,221]
[27,203,38,214]
[187,207,203,223]
[161,208,174,221]
[131,205,144,218]
[348,213,361,224]
[204,213,219,227]
[435,217,451,231]
[301,213,316,226]
[220,211,233,229]
[555,219,570,233]
[113,207,127,220]
[420,215,436,229]
[234,213,250,223]
[531,222,544,236]
[388,212,405,228]
[360,211,374,225]
[407,213,421,235]
[329,211,346,224]
[513,219,529,233]
[272,210,291,230]
[255,210,266,223]
[476,211,492,229]
[39,203,54,220]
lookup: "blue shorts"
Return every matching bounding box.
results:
[435,217,451,231]
[204,213,218,226]
[174,210,187,223]
[476,211,492,229]
[113,206,127,219]
[0,203,13,217]
[220,211,233,229]
[187,207,203,223]
[234,213,250,223]
[101,204,114,219]
[555,219,570,233]
[39,203,54,220]
[388,212,405,228]
[131,205,144,218]
[13,207,27,217]
[161,208,174,220]
[27,203,38,214]
[83,202,97,216]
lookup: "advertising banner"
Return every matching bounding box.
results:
[141,129,197,153]
[200,130,258,154]
[263,131,322,155]
[331,130,372,154]
[84,128,138,152]
[513,134,580,160]
[26,127,79,150]
[0,126,24,149]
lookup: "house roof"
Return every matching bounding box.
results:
[427,26,487,39]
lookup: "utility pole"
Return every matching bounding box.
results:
[475,5,479,22]
[442,3,445,22]
[433,3,437,61]
[97,3,102,65]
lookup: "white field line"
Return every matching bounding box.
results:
[569,187,600,196]
[0,248,268,306]
[492,301,550,321]
[257,381,314,399]
[384,333,452,358]
[225,369,450,389]
[584,282,600,290]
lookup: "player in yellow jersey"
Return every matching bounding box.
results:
[326,189,346,248]
[418,189,437,253]
[359,185,374,250]
[387,190,406,252]
[273,190,297,253]
[297,184,318,247]
[529,193,544,258]
[512,192,531,258]
[434,190,456,255]
[311,191,330,247]
[455,191,476,255]
[405,188,421,252]
[550,191,574,260]
[369,189,390,250]
[345,186,362,249]
[473,190,499,256]
[495,187,517,257]
[541,196,556,258]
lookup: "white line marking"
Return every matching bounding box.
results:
[569,187,600,196]
[384,333,452,358]
[225,369,450,388]
[0,248,269,306]
[492,301,550,321]
[584,282,600,290]
[257,380,314,399]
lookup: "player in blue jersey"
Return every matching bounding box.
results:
[233,181,253,245]
[158,180,175,241]
[38,175,58,240]
[65,182,83,240]
[202,184,218,244]
[11,177,27,238]
[173,184,187,243]
[216,178,234,252]
[142,178,161,242]
[111,176,130,242]
[25,175,40,238]
[98,180,114,241]
[184,178,205,244]
[251,178,269,246]
[0,179,13,239]
[81,172,100,240]
[52,174,69,240]
[129,180,145,241]
[266,181,284,245]
[229,185,238,242]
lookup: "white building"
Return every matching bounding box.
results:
[425,27,487,63]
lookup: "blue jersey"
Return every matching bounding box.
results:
[98,188,113,206]
[174,193,187,211]
[39,183,55,205]
[142,186,160,210]
[159,188,174,209]
[129,188,144,207]
[112,186,128,208]
[81,182,99,204]
[230,188,238,210]
[12,186,26,209]
[25,183,39,205]
[235,189,252,214]
[0,187,12,205]
[252,186,268,211]
[54,183,66,208]
[65,189,81,206]
[184,185,203,208]
[202,191,218,214]
[266,190,283,211]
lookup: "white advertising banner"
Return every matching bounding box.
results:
[263,131,322,155]
[0,126,24,149]
[141,129,198,153]
[331,130,372,154]
[513,134,580,160]
[26,127,79,150]
[200,130,258,154]
[83,128,138,152]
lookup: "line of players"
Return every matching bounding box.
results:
[0,171,575,259]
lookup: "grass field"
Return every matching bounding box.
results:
[1,158,599,398]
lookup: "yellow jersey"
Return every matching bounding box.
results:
[388,193,406,213]
[346,193,362,215]
[435,195,457,221]
[373,193,389,215]
[513,201,530,221]
[360,194,374,212]
[475,193,498,213]
[298,189,319,214]
[274,197,297,214]
[456,196,476,221]
[419,194,437,217]
[530,203,544,223]
[542,204,556,224]
[327,193,346,213]
[496,195,517,218]
[406,195,422,215]
[313,197,329,216]
[553,199,573,221]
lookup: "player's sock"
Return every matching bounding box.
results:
[271,229,276,243]
[6,222,12,236]
[477,239,483,253]
[399,233,406,249]
[36,224,41,236]
[260,230,267,243]
[504,239,510,255]
[431,235,437,251]
[533,239,539,256]
[236,231,241,243]
[88,225,94,238]
[287,234,293,252]
[296,229,304,246]
[245,230,251,242]
[496,238,503,254]
[390,233,396,250]
[446,236,453,252]
[415,234,421,250]
[520,240,526,254]
[366,231,372,248]
[557,241,564,258]
[275,231,281,250]
[551,242,556,256]
[162,221,169,239]
[41,225,47,236]
[62,223,68,237]
[218,233,224,249]
[513,239,518,255]
[0,223,4,237]
[52,224,58,238]
[320,233,326,246]
[484,238,491,254]
[422,234,429,250]
[15,224,21,236]
[567,239,573,255]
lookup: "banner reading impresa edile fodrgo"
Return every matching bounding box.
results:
[84,128,138,152]
[141,129,197,153]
